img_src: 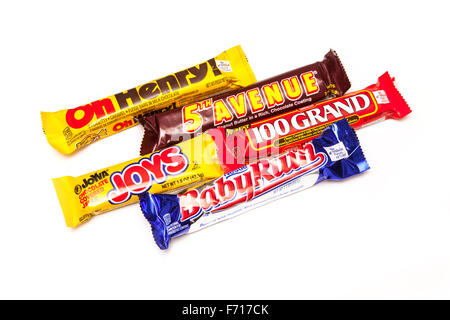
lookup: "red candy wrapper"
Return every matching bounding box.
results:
[139,50,351,155]
[218,72,410,170]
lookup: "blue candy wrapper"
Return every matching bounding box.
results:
[139,119,369,249]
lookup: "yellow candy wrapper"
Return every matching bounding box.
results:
[41,45,256,154]
[52,131,226,227]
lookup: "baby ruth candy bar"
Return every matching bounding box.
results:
[139,49,350,155]
[221,72,411,167]
[139,119,369,250]
[41,45,256,154]
[52,129,230,227]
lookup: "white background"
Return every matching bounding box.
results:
[1,0,449,299]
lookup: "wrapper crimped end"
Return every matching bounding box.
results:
[139,119,369,250]
[139,127,158,156]
[378,72,411,119]
[139,193,185,250]
[52,176,91,227]
[323,49,351,96]
[138,49,352,155]
[312,119,369,181]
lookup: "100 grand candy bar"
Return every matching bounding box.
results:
[140,119,369,249]
[219,72,411,169]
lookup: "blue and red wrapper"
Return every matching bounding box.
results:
[139,119,369,249]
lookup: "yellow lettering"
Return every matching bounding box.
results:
[262,82,284,107]
[214,100,233,125]
[182,103,202,133]
[301,72,319,95]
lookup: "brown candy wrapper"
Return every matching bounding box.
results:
[139,49,350,155]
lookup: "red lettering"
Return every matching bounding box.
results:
[123,165,151,193]
[233,171,255,201]
[200,188,220,211]
[66,98,115,129]
[140,155,165,182]
[113,119,133,132]
[160,147,187,174]
[108,174,130,204]
[271,151,303,178]
[215,177,236,202]
[107,146,189,205]
[249,160,274,187]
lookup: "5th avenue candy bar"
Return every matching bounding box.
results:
[139,50,351,155]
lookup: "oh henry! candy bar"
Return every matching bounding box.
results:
[52,129,230,227]
[220,72,411,168]
[41,45,256,154]
[139,49,351,155]
[139,119,369,250]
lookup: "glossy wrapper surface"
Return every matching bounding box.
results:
[52,131,227,227]
[139,119,369,250]
[139,49,351,155]
[41,45,256,154]
[219,72,410,170]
